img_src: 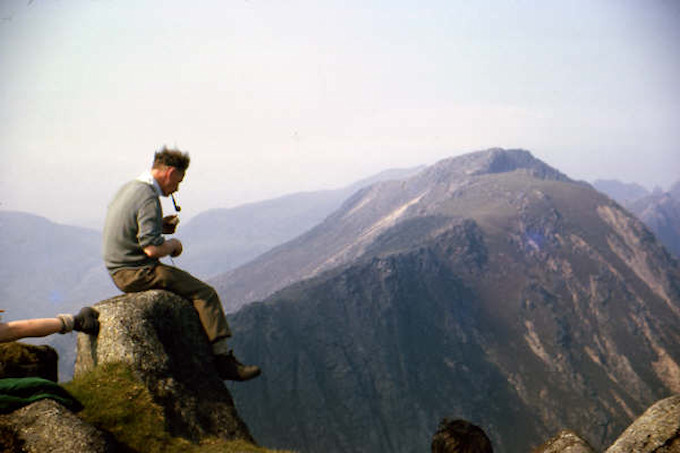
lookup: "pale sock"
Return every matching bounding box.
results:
[212,338,230,356]
[57,314,75,334]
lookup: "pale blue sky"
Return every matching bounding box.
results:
[1,0,679,227]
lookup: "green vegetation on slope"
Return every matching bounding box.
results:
[64,362,291,453]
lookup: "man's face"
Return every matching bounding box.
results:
[160,167,185,196]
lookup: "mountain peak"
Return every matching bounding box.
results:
[423,148,571,183]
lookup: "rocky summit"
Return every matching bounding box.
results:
[76,290,253,444]
[222,149,680,452]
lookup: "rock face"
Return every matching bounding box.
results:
[533,430,596,453]
[0,399,118,453]
[75,290,253,444]
[0,342,58,381]
[606,395,680,453]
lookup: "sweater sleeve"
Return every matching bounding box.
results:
[137,197,165,248]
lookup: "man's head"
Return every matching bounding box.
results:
[151,146,190,196]
[431,419,493,453]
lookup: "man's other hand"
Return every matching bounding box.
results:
[162,215,179,234]
[169,238,183,257]
[143,238,183,259]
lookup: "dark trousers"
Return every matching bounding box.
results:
[111,264,231,342]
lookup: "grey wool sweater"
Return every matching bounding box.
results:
[102,180,165,273]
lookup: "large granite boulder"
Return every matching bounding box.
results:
[532,430,596,453]
[0,342,58,381]
[605,394,680,453]
[75,290,253,444]
[0,399,118,453]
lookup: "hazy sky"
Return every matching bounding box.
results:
[1,0,679,227]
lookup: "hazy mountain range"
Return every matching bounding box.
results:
[0,211,116,318]
[0,166,421,378]
[225,149,680,452]
[1,166,422,317]
[1,148,678,452]
[179,166,423,279]
[593,179,680,257]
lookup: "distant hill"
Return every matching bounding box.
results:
[626,186,680,258]
[225,149,680,452]
[0,211,118,379]
[594,179,680,257]
[179,167,423,279]
[592,179,649,204]
[0,211,117,318]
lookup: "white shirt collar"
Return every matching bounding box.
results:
[136,171,164,197]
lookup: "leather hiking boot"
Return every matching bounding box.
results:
[215,350,261,381]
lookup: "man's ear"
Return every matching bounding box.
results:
[165,166,184,182]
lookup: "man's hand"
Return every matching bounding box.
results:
[169,238,183,257]
[143,238,183,259]
[162,215,179,234]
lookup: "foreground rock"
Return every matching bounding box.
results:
[606,394,680,453]
[0,343,58,381]
[533,430,596,453]
[75,290,254,444]
[0,399,118,453]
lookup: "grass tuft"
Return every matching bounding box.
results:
[64,362,292,453]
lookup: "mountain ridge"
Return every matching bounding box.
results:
[223,148,680,452]
[212,148,579,311]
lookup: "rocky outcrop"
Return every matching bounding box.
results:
[0,342,58,381]
[75,290,253,444]
[606,394,680,453]
[0,338,115,452]
[533,430,596,453]
[0,399,118,453]
[531,395,680,452]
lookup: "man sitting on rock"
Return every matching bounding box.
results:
[102,147,260,381]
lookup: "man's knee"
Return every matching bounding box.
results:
[196,283,220,305]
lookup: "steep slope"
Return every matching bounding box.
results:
[224,149,680,452]
[179,167,422,279]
